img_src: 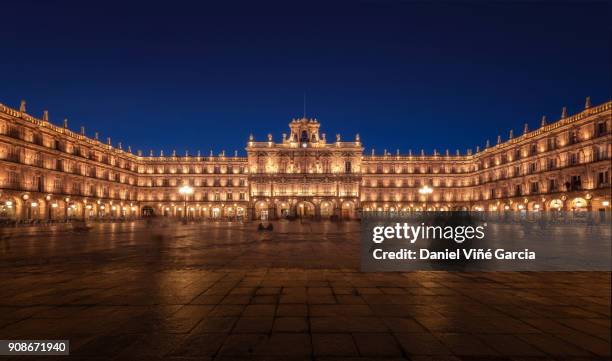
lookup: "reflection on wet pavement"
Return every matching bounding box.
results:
[0,220,609,360]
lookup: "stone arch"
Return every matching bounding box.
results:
[276,201,291,218]
[570,197,587,211]
[0,196,18,220]
[341,200,356,219]
[527,200,542,211]
[549,198,563,210]
[255,200,270,220]
[161,204,172,217]
[142,205,155,217]
[319,200,334,218]
[84,202,96,219]
[65,199,81,219]
[296,201,315,218]
[30,196,47,220]
[97,201,109,218]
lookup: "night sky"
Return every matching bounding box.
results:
[1,1,610,156]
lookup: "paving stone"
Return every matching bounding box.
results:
[436,333,500,356]
[0,221,608,360]
[208,305,245,317]
[276,304,308,317]
[191,317,237,333]
[383,317,429,333]
[516,334,593,356]
[254,333,312,356]
[395,333,453,356]
[233,317,274,333]
[352,333,403,356]
[243,304,276,316]
[312,333,359,356]
[218,334,267,356]
[273,317,308,332]
[171,332,226,356]
[310,316,388,333]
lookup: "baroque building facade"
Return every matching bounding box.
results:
[0,98,610,222]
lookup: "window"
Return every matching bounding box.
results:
[514,184,522,196]
[35,176,43,192]
[345,161,352,173]
[549,179,557,192]
[595,146,608,161]
[530,182,539,194]
[571,175,582,190]
[598,171,610,187]
[596,121,607,137]
[8,146,20,162]
[528,162,537,174]
[529,144,537,156]
[239,192,245,200]
[569,153,578,165]
[214,192,220,201]
[547,158,556,170]
[53,179,62,192]
[227,192,233,200]
[32,152,42,167]
[568,130,578,145]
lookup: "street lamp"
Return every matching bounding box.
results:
[179,185,194,220]
[418,185,433,210]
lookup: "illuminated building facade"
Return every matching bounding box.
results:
[0,98,610,221]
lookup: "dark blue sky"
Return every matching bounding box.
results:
[1,1,610,156]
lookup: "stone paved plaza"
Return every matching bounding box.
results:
[0,220,610,360]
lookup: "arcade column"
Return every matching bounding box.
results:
[314,203,321,220]
[333,204,341,219]
[268,204,277,220]
[247,205,255,221]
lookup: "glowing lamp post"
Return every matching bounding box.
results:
[179,185,194,220]
[418,185,433,210]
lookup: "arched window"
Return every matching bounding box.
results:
[301,130,308,142]
[345,161,351,173]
